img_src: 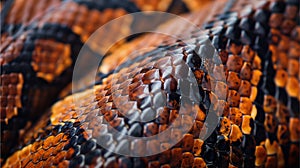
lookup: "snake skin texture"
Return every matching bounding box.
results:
[0,0,210,161]
[1,0,300,167]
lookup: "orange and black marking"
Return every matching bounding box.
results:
[1,0,300,167]
[0,0,212,162]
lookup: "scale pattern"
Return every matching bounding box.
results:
[1,0,300,167]
[0,0,205,160]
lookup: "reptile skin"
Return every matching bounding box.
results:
[0,0,210,160]
[1,0,300,167]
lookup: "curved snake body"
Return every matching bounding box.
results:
[1,0,300,167]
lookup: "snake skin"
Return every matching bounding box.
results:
[1,0,300,167]
[0,0,209,160]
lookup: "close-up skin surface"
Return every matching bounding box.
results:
[0,0,208,161]
[0,0,299,167]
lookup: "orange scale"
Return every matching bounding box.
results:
[229,107,243,126]
[252,55,262,70]
[5,106,17,119]
[239,97,252,115]
[227,42,243,55]
[219,117,231,136]
[5,152,20,166]
[195,105,206,121]
[35,160,46,167]
[192,121,205,138]
[250,70,262,86]
[18,145,31,159]
[142,69,160,84]
[227,72,241,90]
[109,117,125,128]
[31,149,44,163]
[250,86,258,101]
[229,124,242,142]
[128,81,142,93]
[288,41,300,58]
[226,55,243,72]
[277,51,288,69]
[265,138,279,155]
[57,160,70,168]
[170,148,183,167]
[25,161,36,168]
[181,134,194,152]
[42,147,53,160]
[101,8,115,23]
[241,45,255,62]
[286,76,299,98]
[52,142,65,156]
[43,156,55,167]
[48,52,60,62]
[274,69,288,87]
[52,151,67,165]
[287,59,299,76]
[238,80,251,97]
[169,109,179,123]
[148,161,160,168]
[241,115,252,135]
[278,35,290,51]
[193,139,204,156]
[193,157,206,168]
[240,62,252,81]
[181,152,194,167]
[30,141,42,154]
[61,113,74,122]
[65,148,75,160]
[227,90,240,107]
[20,156,31,167]
[46,64,56,73]
[90,9,102,22]
[52,133,64,146]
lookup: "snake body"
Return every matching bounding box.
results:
[0,0,206,160]
[1,0,300,167]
